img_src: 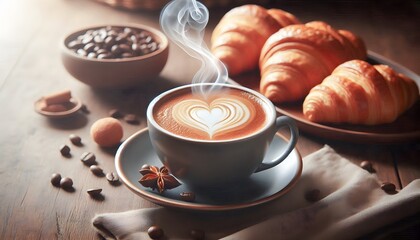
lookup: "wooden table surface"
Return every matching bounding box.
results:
[0,0,419,239]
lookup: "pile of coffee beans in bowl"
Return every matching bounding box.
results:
[66,26,160,59]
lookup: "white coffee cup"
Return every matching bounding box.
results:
[147,83,298,187]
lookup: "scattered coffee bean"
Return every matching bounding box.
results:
[109,109,124,119]
[80,104,90,114]
[67,26,160,59]
[124,114,139,124]
[381,182,396,193]
[106,172,119,183]
[190,229,205,240]
[87,188,102,197]
[69,134,82,146]
[51,173,62,186]
[139,164,152,175]
[180,192,196,202]
[80,152,96,166]
[360,161,374,173]
[90,165,104,176]
[60,177,73,189]
[59,145,71,156]
[147,225,164,239]
[304,189,321,202]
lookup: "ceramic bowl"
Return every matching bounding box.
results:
[61,24,169,88]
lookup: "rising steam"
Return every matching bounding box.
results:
[160,0,228,97]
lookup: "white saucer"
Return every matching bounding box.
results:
[115,128,302,211]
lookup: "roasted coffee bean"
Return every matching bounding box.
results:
[81,35,94,44]
[80,104,90,113]
[87,52,97,58]
[67,40,84,49]
[118,44,131,53]
[90,165,104,176]
[111,44,122,56]
[147,225,164,239]
[97,53,112,59]
[87,188,102,197]
[96,49,108,55]
[109,109,124,119]
[69,134,82,146]
[83,43,96,53]
[60,177,73,189]
[124,114,139,124]
[121,52,134,58]
[68,26,159,59]
[305,189,321,202]
[139,164,151,175]
[51,173,62,186]
[190,229,205,240]
[360,161,374,173]
[94,35,104,44]
[76,48,87,56]
[60,144,71,156]
[115,34,128,44]
[381,182,396,193]
[80,152,96,166]
[106,172,119,183]
[180,192,196,202]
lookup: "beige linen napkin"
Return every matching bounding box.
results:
[92,145,420,239]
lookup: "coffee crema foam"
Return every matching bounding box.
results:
[153,88,267,140]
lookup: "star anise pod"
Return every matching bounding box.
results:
[138,165,181,193]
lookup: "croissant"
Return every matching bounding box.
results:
[259,21,367,103]
[303,60,419,125]
[211,5,300,76]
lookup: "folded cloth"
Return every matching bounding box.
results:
[92,145,420,240]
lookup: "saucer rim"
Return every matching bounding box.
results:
[115,128,303,211]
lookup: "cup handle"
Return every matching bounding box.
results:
[254,116,299,172]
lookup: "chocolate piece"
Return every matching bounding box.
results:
[44,90,72,106]
[87,188,102,197]
[80,152,96,166]
[60,144,71,156]
[60,177,73,189]
[147,226,164,239]
[69,134,82,146]
[51,173,62,186]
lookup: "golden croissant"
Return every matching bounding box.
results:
[259,21,367,103]
[303,60,419,125]
[211,5,300,76]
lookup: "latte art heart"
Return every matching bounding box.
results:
[172,97,253,138]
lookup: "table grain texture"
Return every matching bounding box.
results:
[0,0,419,239]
